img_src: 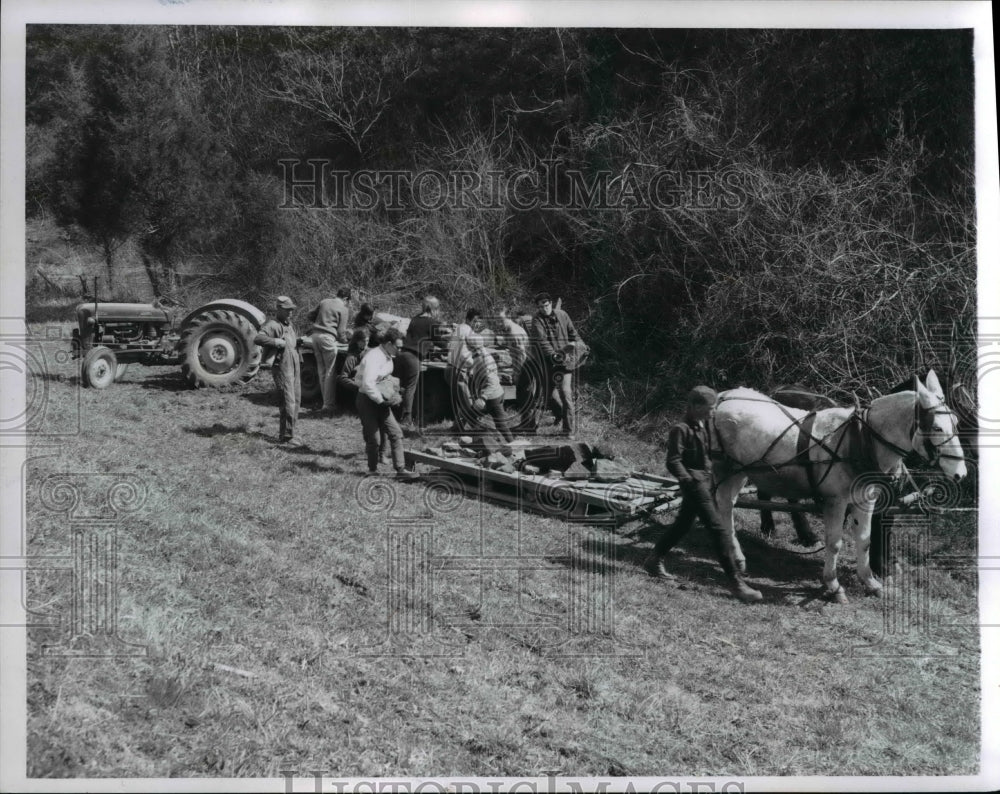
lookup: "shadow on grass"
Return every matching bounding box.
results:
[291,459,351,475]
[30,369,79,386]
[119,371,193,393]
[187,423,272,442]
[239,390,321,409]
[242,390,278,407]
[564,519,829,604]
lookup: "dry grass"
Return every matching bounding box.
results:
[23,329,980,778]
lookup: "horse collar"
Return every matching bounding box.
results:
[856,406,911,469]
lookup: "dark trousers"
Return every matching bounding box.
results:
[356,393,405,472]
[869,512,896,577]
[393,351,421,426]
[337,380,359,407]
[653,478,740,580]
[445,368,475,430]
[272,366,300,441]
[483,397,514,443]
[866,472,899,577]
[549,367,575,433]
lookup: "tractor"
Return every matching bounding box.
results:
[70,292,320,399]
[70,294,583,424]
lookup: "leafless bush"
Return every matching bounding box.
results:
[571,106,974,409]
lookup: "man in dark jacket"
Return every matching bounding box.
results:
[395,295,443,434]
[530,292,578,435]
[643,386,763,603]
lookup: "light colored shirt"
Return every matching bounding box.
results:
[500,318,529,370]
[470,350,504,401]
[310,297,351,342]
[355,345,395,404]
[501,318,529,346]
[448,322,474,372]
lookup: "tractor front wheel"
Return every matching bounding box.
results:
[177,310,262,388]
[82,346,118,389]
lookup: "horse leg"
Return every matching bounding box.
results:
[759,493,818,546]
[758,489,776,538]
[820,497,850,604]
[790,500,821,546]
[845,503,882,596]
[714,472,747,574]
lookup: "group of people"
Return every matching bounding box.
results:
[255,292,885,605]
[253,290,584,480]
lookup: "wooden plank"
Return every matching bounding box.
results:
[406,449,679,520]
[631,471,679,486]
[423,470,625,525]
[735,498,821,514]
[735,487,935,516]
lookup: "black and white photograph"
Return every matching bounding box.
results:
[1,1,997,791]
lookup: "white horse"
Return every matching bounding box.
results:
[711,371,966,603]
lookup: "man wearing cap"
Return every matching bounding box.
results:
[643,386,764,603]
[307,287,353,415]
[254,296,303,447]
[530,292,578,436]
[355,327,418,480]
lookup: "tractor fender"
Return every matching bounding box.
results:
[179,299,267,331]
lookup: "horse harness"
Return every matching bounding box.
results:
[711,391,954,503]
[712,395,855,504]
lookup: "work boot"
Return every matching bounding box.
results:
[729,576,763,604]
[643,554,676,580]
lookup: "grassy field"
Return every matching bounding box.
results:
[23,328,980,779]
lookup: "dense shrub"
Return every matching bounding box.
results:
[26,26,975,410]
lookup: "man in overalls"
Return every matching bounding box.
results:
[255,296,303,447]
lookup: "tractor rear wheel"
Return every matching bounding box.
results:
[177,310,262,388]
[299,351,322,405]
[82,346,118,389]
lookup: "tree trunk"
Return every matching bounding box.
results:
[140,251,161,298]
[103,238,116,291]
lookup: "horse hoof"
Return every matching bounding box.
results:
[823,586,849,604]
[864,582,884,598]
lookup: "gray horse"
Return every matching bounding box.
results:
[711,371,965,602]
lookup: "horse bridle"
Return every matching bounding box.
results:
[858,398,962,467]
[914,401,963,465]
